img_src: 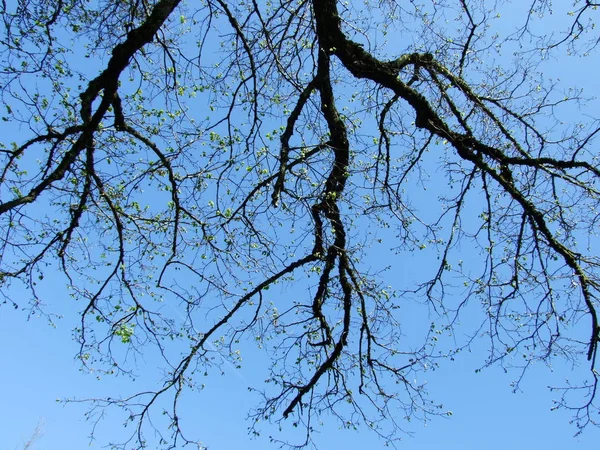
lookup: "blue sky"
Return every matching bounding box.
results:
[2,1,600,449]
[3,277,599,450]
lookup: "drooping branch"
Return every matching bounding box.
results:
[312,0,600,363]
[0,0,182,216]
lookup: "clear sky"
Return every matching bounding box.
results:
[2,1,600,450]
[3,274,599,449]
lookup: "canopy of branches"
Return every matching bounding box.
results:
[1,0,600,448]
